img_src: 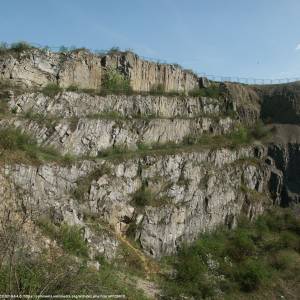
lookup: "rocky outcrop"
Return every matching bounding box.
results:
[4,91,237,156]
[0,49,202,92]
[0,161,120,260]
[10,92,226,119]
[221,82,261,125]
[1,145,283,258]
[2,115,235,156]
[102,51,200,92]
[259,82,300,124]
[1,47,299,264]
[268,142,300,206]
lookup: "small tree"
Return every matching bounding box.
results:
[101,68,132,94]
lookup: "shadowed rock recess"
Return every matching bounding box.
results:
[0,46,299,298]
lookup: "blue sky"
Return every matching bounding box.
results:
[1,0,300,79]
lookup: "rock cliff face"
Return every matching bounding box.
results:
[259,82,300,124]
[5,92,235,156]
[0,47,298,264]
[0,145,282,258]
[0,49,200,92]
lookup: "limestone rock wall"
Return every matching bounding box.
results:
[0,49,200,92]
[6,91,237,156]
[10,92,225,118]
[3,116,235,156]
[268,142,300,206]
[102,51,200,92]
[0,145,282,258]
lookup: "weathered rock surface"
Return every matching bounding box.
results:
[268,142,300,206]
[1,48,300,265]
[3,116,234,156]
[10,92,226,119]
[221,82,261,124]
[0,49,202,92]
[102,51,200,92]
[259,82,300,124]
[0,145,282,258]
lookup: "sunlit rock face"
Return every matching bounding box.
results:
[0,49,201,92]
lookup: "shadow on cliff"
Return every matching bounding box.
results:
[253,81,300,206]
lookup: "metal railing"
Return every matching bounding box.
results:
[2,41,299,85]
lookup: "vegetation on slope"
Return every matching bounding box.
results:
[0,41,35,56]
[0,242,148,298]
[0,127,73,164]
[162,207,300,299]
[0,210,149,298]
[101,68,132,95]
[96,122,272,161]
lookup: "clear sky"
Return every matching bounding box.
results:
[1,0,300,79]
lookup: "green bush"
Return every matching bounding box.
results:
[235,259,270,292]
[188,85,222,98]
[107,46,121,54]
[230,127,251,145]
[0,42,9,55]
[66,84,79,92]
[149,83,165,95]
[59,45,69,52]
[41,83,63,97]
[132,184,153,207]
[59,224,88,257]
[227,228,256,261]
[101,68,132,94]
[0,127,34,151]
[37,219,88,257]
[251,121,270,140]
[163,208,300,298]
[10,41,33,53]
[271,250,298,270]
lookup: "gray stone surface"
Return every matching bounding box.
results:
[0,145,282,258]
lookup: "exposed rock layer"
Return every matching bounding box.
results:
[0,145,282,257]
[0,49,201,92]
[1,48,300,262]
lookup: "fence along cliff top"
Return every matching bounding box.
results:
[1,41,299,86]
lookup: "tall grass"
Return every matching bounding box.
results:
[163,208,300,299]
[0,127,72,164]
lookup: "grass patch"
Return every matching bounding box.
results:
[72,166,111,202]
[41,83,63,97]
[31,218,149,298]
[95,123,272,163]
[23,110,58,128]
[66,84,79,92]
[0,245,148,298]
[250,120,272,140]
[0,127,73,164]
[37,219,88,258]
[149,83,166,95]
[132,184,154,207]
[97,145,130,158]
[188,84,223,98]
[163,207,300,299]
[0,100,9,116]
[87,111,124,120]
[131,182,171,208]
